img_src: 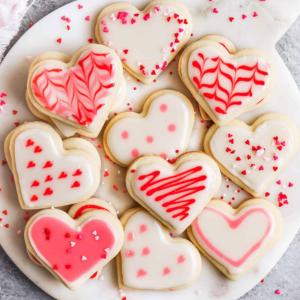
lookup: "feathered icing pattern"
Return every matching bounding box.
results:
[138,166,206,221]
[31,50,116,126]
[192,52,269,115]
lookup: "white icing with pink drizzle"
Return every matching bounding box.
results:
[210,120,294,193]
[99,5,189,78]
[192,205,275,275]
[188,46,271,120]
[132,160,217,231]
[122,210,200,289]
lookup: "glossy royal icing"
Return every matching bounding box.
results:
[106,92,194,166]
[14,129,95,208]
[210,120,294,193]
[31,49,117,127]
[121,210,200,289]
[188,46,271,120]
[29,215,116,288]
[98,3,190,82]
[191,205,275,275]
[132,160,217,231]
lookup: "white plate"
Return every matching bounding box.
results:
[0,0,300,299]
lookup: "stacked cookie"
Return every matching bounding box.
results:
[4,0,299,292]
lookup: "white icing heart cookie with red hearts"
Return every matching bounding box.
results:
[4,122,100,209]
[126,152,221,233]
[24,198,124,290]
[103,90,195,167]
[27,197,118,281]
[204,113,299,197]
[187,198,282,280]
[116,207,201,290]
[179,35,276,126]
[26,44,123,138]
[96,0,192,84]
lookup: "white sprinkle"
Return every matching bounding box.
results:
[116,211,119,214]
[105,168,107,171]
[252,165,257,169]
[256,149,265,157]
[234,190,237,193]
[51,206,54,210]
[223,194,226,197]
[250,139,253,142]
[196,289,202,295]
[120,292,126,297]
[161,47,166,53]
[81,255,87,261]
[109,202,112,205]
[232,164,237,169]
[159,5,163,9]
[26,56,32,60]
[119,289,124,293]
[282,184,287,189]
[103,41,107,46]
[104,248,110,253]
[95,236,99,241]
[118,171,120,174]
[0,224,3,227]
[225,178,229,182]
[126,75,132,81]
[137,61,142,66]
[264,157,270,161]
[110,14,116,21]
[272,141,275,146]
[99,275,104,281]
[108,41,113,46]
[246,169,251,174]
[70,241,76,247]
[117,49,122,55]
[185,29,189,34]
[102,182,105,184]
[163,11,168,16]
[92,230,97,235]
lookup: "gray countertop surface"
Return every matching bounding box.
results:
[1,1,300,299]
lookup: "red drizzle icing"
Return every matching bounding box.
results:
[191,52,269,115]
[73,204,109,219]
[138,166,206,221]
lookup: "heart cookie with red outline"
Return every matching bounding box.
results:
[179,35,276,126]
[4,121,100,209]
[188,198,282,280]
[96,0,192,84]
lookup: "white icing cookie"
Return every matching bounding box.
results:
[126,152,221,233]
[103,89,195,167]
[187,198,282,280]
[116,207,201,290]
[24,198,124,290]
[26,44,123,138]
[179,35,276,126]
[27,197,118,281]
[204,113,299,197]
[4,122,100,209]
[96,0,192,84]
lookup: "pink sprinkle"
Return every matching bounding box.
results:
[170,42,174,47]
[78,4,83,9]
[283,200,289,204]
[259,165,264,171]
[0,100,5,105]
[1,93,7,97]
[101,20,106,25]
[228,134,233,138]
[213,8,218,13]
[77,234,83,240]
[288,182,293,187]
[61,16,66,21]
[179,28,184,32]
[66,18,71,23]
[281,141,286,146]
[201,120,204,123]
[242,14,247,19]
[131,18,136,24]
[275,289,281,295]
[276,180,281,185]
[103,27,108,33]
[101,254,107,259]
[85,16,90,21]
[273,155,278,161]
[144,13,150,21]
[66,248,72,254]
[121,58,127,62]
[253,12,258,17]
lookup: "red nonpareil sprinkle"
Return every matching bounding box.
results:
[261,278,264,283]
[57,38,62,43]
[229,139,234,144]
[12,110,18,115]
[170,233,173,237]
[226,147,231,152]
[229,17,234,22]
[247,155,251,160]
[104,171,109,177]
[143,13,150,21]
[4,224,9,228]
[279,202,283,207]
[228,202,232,205]
[24,216,30,222]
[265,192,270,197]
[85,16,90,21]
[53,265,58,270]
[66,264,72,269]
[14,122,20,127]
[88,38,93,43]
[66,18,71,23]
[275,289,281,295]
[2,210,7,215]
[167,16,171,22]
[213,8,218,13]
[65,233,70,238]
[103,27,108,33]
[131,169,136,173]
[236,157,241,161]
[241,170,247,175]
[232,197,235,200]
[288,182,293,187]
[2,160,7,166]
[245,140,250,145]
[131,18,136,24]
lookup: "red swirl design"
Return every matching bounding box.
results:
[138,166,206,221]
[31,50,116,126]
[191,52,269,115]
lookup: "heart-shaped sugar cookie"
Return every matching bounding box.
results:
[104,90,195,167]
[96,0,192,84]
[25,205,124,290]
[4,122,100,209]
[126,152,221,233]
[204,113,299,197]
[179,35,275,126]
[27,44,123,137]
[188,198,282,280]
[117,207,201,290]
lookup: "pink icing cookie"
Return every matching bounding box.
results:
[4,122,100,209]
[26,44,123,138]
[204,113,299,197]
[188,198,282,280]
[27,197,116,281]
[103,89,195,167]
[24,198,124,290]
[179,35,276,126]
[116,207,201,290]
[126,152,221,233]
[96,0,192,84]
